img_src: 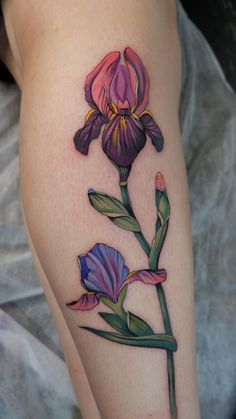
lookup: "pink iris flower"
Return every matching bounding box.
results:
[74,47,164,167]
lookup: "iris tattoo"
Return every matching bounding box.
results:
[67,48,178,419]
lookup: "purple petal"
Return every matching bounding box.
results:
[125,269,167,285]
[124,47,150,115]
[85,51,121,116]
[74,110,106,155]
[67,293,99,311]
[102,115,146,166]
[82,243,129,301]
[109,64,136,114]
[139,111,164,152]
[78,255,90,281]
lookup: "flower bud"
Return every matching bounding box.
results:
[155,172,166,191]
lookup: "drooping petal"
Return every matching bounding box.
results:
[139,111,164,152]
[102,115,146,166]
[109,64,136,114]
[124,47,150,114]
[85,51,121,116]
[74,109,106,155]
[125,269,167,285]
[66,293,99,311]
[79,243,129,302]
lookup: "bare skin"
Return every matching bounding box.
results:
[1,1,200,418]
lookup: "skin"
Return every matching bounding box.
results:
[1,1,201,418]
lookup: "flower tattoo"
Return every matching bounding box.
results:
[67,243,166,311]
[74,47,164,167]
[69,48,178,418]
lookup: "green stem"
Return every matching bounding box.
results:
[100,295,127,322]
[113,305,127,322]
[156,284,177,419]
[120,182,151,256]
[120,178,177,419]
[150,256,177,418]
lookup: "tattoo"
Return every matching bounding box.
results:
[67,48,177,418]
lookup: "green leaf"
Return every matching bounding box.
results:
[99,312,131,336]
[99,288,127,313]
[151,185,170,268]
[156,191,170,218]
[127,312,154,337]
[89,191,128,215]
[149,219,169,270]
[155,191,170,231]
[117,285,127,306]
[112,216,140,232]
[159,193,170,218]
[81,327,177,351]
[89,191,141,232]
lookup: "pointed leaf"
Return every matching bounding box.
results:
[155,190,170,231]
[155,191,170,218]
[81,326,177,351]
[89,191,129,215]
[111,216,140,232]
[127,312,154,337]
[99,312,131,336]
[158,193,170,219]
[149,219,169,270]
[89,191,141,232]
[117,285,127,306]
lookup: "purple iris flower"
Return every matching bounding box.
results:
[67,243,166,311]
[74,47,164,167]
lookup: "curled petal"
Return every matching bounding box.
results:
[124,47,150,114]
[66,293,99,311]
[74,109,106,155]
[139,111,164,152]
[102,115,146,166]
[85,51,121,116]
[125,269,167,286]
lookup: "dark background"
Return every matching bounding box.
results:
[181,0,236,91]
[0,1,236,90]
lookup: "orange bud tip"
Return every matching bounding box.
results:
[155,172,166,191]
